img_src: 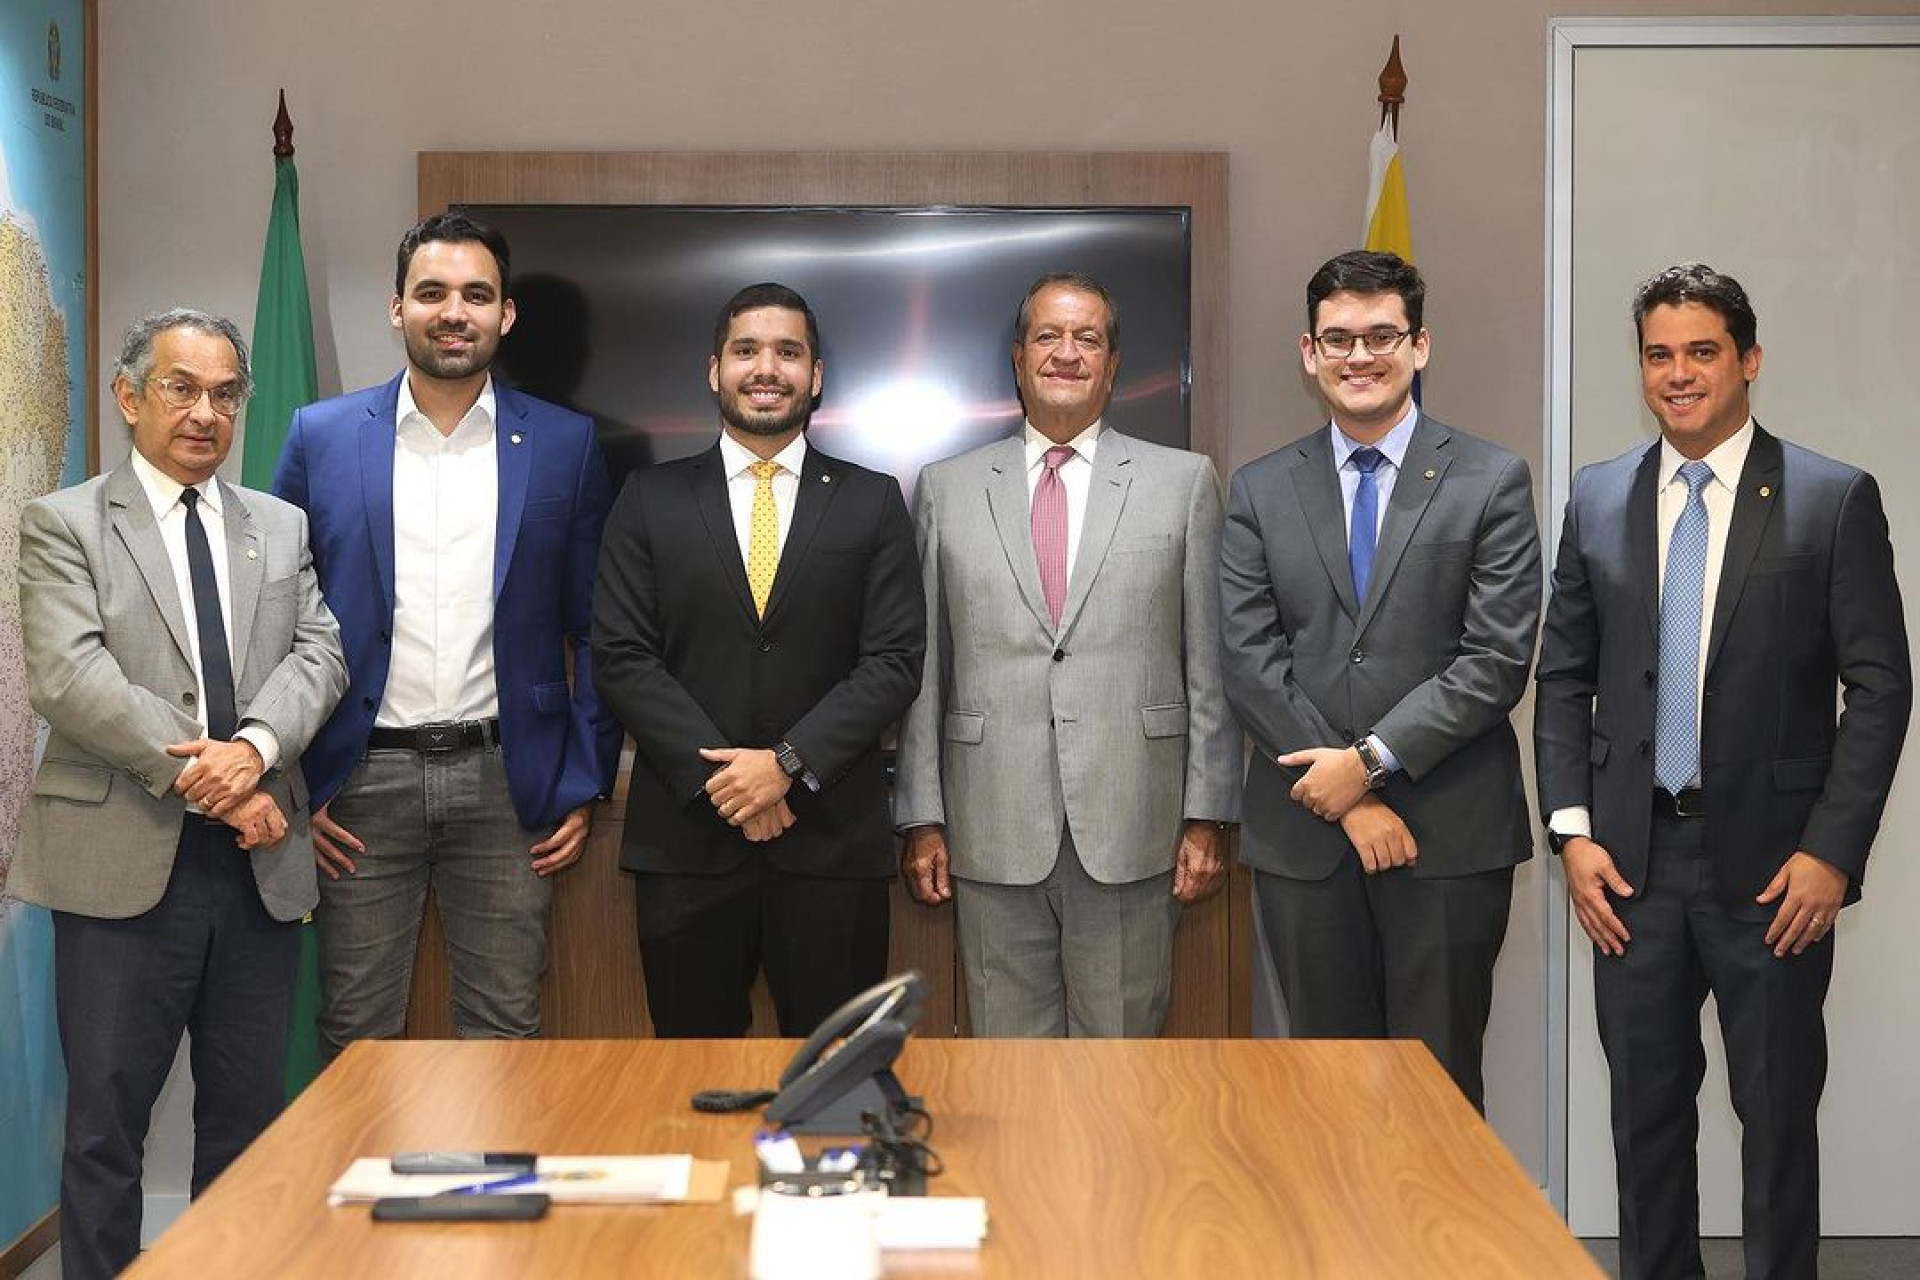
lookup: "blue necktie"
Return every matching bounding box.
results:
[180,487,238,742]
[1654,460,1713,793]
[1348,447,1386,604]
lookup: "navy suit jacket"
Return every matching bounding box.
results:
[1536,424,1911,907]
[273,374,621,828]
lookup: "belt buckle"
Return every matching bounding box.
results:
[417,721,463,753]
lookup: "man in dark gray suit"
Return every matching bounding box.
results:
[11,310,345,1280]
[1219,251,1540,1111]
[1536,263,1910,1279]
[895,272,1241,1038]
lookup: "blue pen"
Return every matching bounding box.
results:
[445,1171,542,1196]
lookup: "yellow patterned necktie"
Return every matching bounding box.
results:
[747,459,781,617]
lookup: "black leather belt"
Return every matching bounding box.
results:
[368,719,500,753]
[1652,787,1704,820]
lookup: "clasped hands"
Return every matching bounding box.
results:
[700,746,796,842]
[1278,745,1417,874]
[166,736,284,849]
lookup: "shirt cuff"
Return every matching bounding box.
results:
[1547,806,1592,839]
[236,724,280,773]
[1366,734,1403,776]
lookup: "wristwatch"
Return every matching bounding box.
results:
[772,741,821,794]
[1546,829,1577,855]
[1351,739,1390,791]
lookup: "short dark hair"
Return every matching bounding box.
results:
[1631,262,1759,356]
[1305,250,1426,334]
[394,212,513,297]
[712,282,820,359]
[1013,272,1121,351]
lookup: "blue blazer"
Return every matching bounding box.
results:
[273,374,621,828]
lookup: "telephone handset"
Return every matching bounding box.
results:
[765,971,925,1133]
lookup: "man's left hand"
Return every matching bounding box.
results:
[168,737,264,814]
[1173,821,1228,903]
[1276,746,1370,821]
[699,747,792,825]
[1757,850,1849,957]
[530,802,595,877]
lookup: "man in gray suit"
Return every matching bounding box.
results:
[895,272,1241,1038]
[11,310,345,1280]
[1218,252,1540,1111]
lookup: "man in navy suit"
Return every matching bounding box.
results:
[274,213,620,1059]
[1536,263,1910,1279]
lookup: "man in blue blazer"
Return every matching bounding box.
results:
[1537,263,1910,1279]
[274,213,620,1059]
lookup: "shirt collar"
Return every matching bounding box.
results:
[129,448,222,520]
[1330,400,1419,472]
[396,372,497,443]
[1659,418,1754,494]
[1023,418,1103,470]
[719,428,809,480]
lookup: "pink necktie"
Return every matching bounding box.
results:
[1032,445,1075,627]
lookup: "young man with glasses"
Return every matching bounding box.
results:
[1218,250,1541,1111]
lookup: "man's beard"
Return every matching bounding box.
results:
[406,326,495,381]
[718,382,812,438]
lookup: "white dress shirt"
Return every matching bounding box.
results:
[378,374,500,727]
[127,449,279,773]
[1326,401,1421,774]
[1023,419,1102,586]
[1549,419,1756,839]
[719,429,807,564]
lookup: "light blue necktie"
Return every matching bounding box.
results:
[1348,447,1386,604]
[1654,460,1714,793]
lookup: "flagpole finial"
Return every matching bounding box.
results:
[272,89,295,160]
[1377,36,1407,137]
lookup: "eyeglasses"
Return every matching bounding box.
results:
[1311,329,1415,359]
[148,376,248,417]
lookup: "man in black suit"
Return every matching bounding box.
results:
[592,282,925,1036]
[1536,263,1910,1280]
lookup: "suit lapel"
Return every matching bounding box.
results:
[690,445,757,624]
[1629,442,1662,642]
[493,384,533,598]
[1057,431,1133,635]
[984,436,1054,634]
[220,480,266,688]
[762,446,842,625]
[1354,417,1451,637]
[1287,431,1359,620]
[359,375,402,621]
[1705,425,1783,675]
[106,465,195,668]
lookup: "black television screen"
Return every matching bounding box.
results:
[467,205,1192,493]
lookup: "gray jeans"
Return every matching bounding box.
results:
[316,744,550,1060]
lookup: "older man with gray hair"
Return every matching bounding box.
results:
[11,309,345,1280]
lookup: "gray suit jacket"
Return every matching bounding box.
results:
[1219,415,1541,879]
[11,464,347,921]
[895,430,1241,886]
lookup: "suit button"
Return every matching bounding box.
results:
[1637,740,1650,756]
[1350,648,1364,664]
[380,629,391,644]
[183,691,197,706]
[362,697,376,712]
[1052,649,1065,663]
[1643,669,1655,685]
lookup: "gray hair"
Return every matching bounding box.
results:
[114,308,253,395]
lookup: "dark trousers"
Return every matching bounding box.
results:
[633,861,890,1038]
[1254,859,1514,1112]
[52,817,299,1280]
[1595,808,1833,1280]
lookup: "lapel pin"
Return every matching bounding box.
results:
[510,432,523,445]
[1424,469,1437,480]
[246,548,258,560]
[1759,485,1772,497]
[822,474,832,484]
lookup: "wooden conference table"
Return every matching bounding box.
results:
[126,1038,1598,1278]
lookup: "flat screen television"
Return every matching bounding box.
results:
[465,205,1192,493]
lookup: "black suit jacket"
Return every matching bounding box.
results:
[1535,424,1911,907]
[592,442,925,878]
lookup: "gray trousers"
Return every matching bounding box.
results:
[954,827,1181,1037]
[316,743,550,1061]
